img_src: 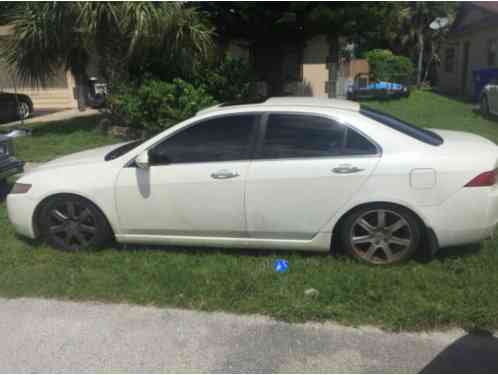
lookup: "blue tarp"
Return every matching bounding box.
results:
[366,81,404,91]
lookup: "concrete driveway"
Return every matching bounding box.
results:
[1,108,99,128]
[1,297,497,373]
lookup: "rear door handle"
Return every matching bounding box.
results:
[332,165,364,174]
[211,169,240,179]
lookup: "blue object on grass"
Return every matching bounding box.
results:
[367,81,403,91]
[274,259,289,272]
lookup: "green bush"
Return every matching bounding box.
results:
[193,54,256,102]
[108,78,216,134]
[365,49,415,84]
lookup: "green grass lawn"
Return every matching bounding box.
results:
[1,90,498,332]
[6,115,120,162]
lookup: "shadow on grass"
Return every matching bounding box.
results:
[471,107,498,122]
[428,89,477,105]
[434,243,482,261]
[0,181,12,202]
[117,241,332,260]
[114,238,484,265]
[420,329,498,373]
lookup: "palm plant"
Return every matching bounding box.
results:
[388,2,455,87]
[2,2,214,107]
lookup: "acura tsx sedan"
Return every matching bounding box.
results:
[7,97,498,265]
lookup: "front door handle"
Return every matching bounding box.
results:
[332,165,364,174]
[211,169,240,179]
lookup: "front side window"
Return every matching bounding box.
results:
[259,114,377,159]
[149,114,258,164]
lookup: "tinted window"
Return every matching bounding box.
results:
[260,114,346,159]
[360,107,443,146]
[150,115,258,164]
[344,129,378,155]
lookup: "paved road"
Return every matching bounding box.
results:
[1,298,497,373]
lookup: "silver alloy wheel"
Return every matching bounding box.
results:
[350,209,412,264]
[18,101,31,119]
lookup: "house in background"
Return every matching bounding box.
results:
[438,2,498,99]
[227,35,369,98]
[0,25,79,110]
[1,22,370,111]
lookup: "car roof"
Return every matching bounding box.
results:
[262,97,360,111]
[197,97,360,116]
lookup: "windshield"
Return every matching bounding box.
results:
[360,106,443,146]
[105,139,145,161]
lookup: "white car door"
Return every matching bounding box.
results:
[246,113,380,240]
[115,114,260,238]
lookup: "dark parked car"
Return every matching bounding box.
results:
[0,134,24,186]
[0,91,33,123]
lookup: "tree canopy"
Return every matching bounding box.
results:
[1,2,214,86]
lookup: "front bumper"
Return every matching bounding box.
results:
[0,157,24,180]
[6,193,37,239]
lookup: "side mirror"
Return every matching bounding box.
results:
[135,150,150,169]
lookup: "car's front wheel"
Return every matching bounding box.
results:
[17,100,32,120]
[339,204,421,265]
[480,95,490,117]
[38,195,113,251]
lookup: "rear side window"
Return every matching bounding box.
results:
[259,114,378,159]
[344,129,378,155]
[260,114,346,159]
[360,107,443,146]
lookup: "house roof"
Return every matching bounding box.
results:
[473,2,498,15]
[451,2,498,34]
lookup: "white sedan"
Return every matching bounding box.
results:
[7,97,498,265]
[481,78,498,117]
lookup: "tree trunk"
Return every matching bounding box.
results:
[416,29,424,88]
[423,41,436,84]
[74,73,89,111]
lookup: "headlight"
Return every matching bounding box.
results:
[10,183,32,194]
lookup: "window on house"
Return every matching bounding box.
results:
[488,39,497,67]
[444,47,456,73]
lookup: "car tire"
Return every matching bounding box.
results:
[38,194,113,251]
[0,179,9,199]
[480,95,490,117]
[17,100,32,120]
[339,203,422,265]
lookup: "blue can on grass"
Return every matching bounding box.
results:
[273,259,289,273]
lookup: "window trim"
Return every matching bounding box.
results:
[133,112,264,167]
[253,111,382,161]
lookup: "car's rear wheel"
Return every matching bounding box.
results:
[17,100,31,120]
[38,195,113,251]
[480,95,490,117]
[339,204,421,265]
